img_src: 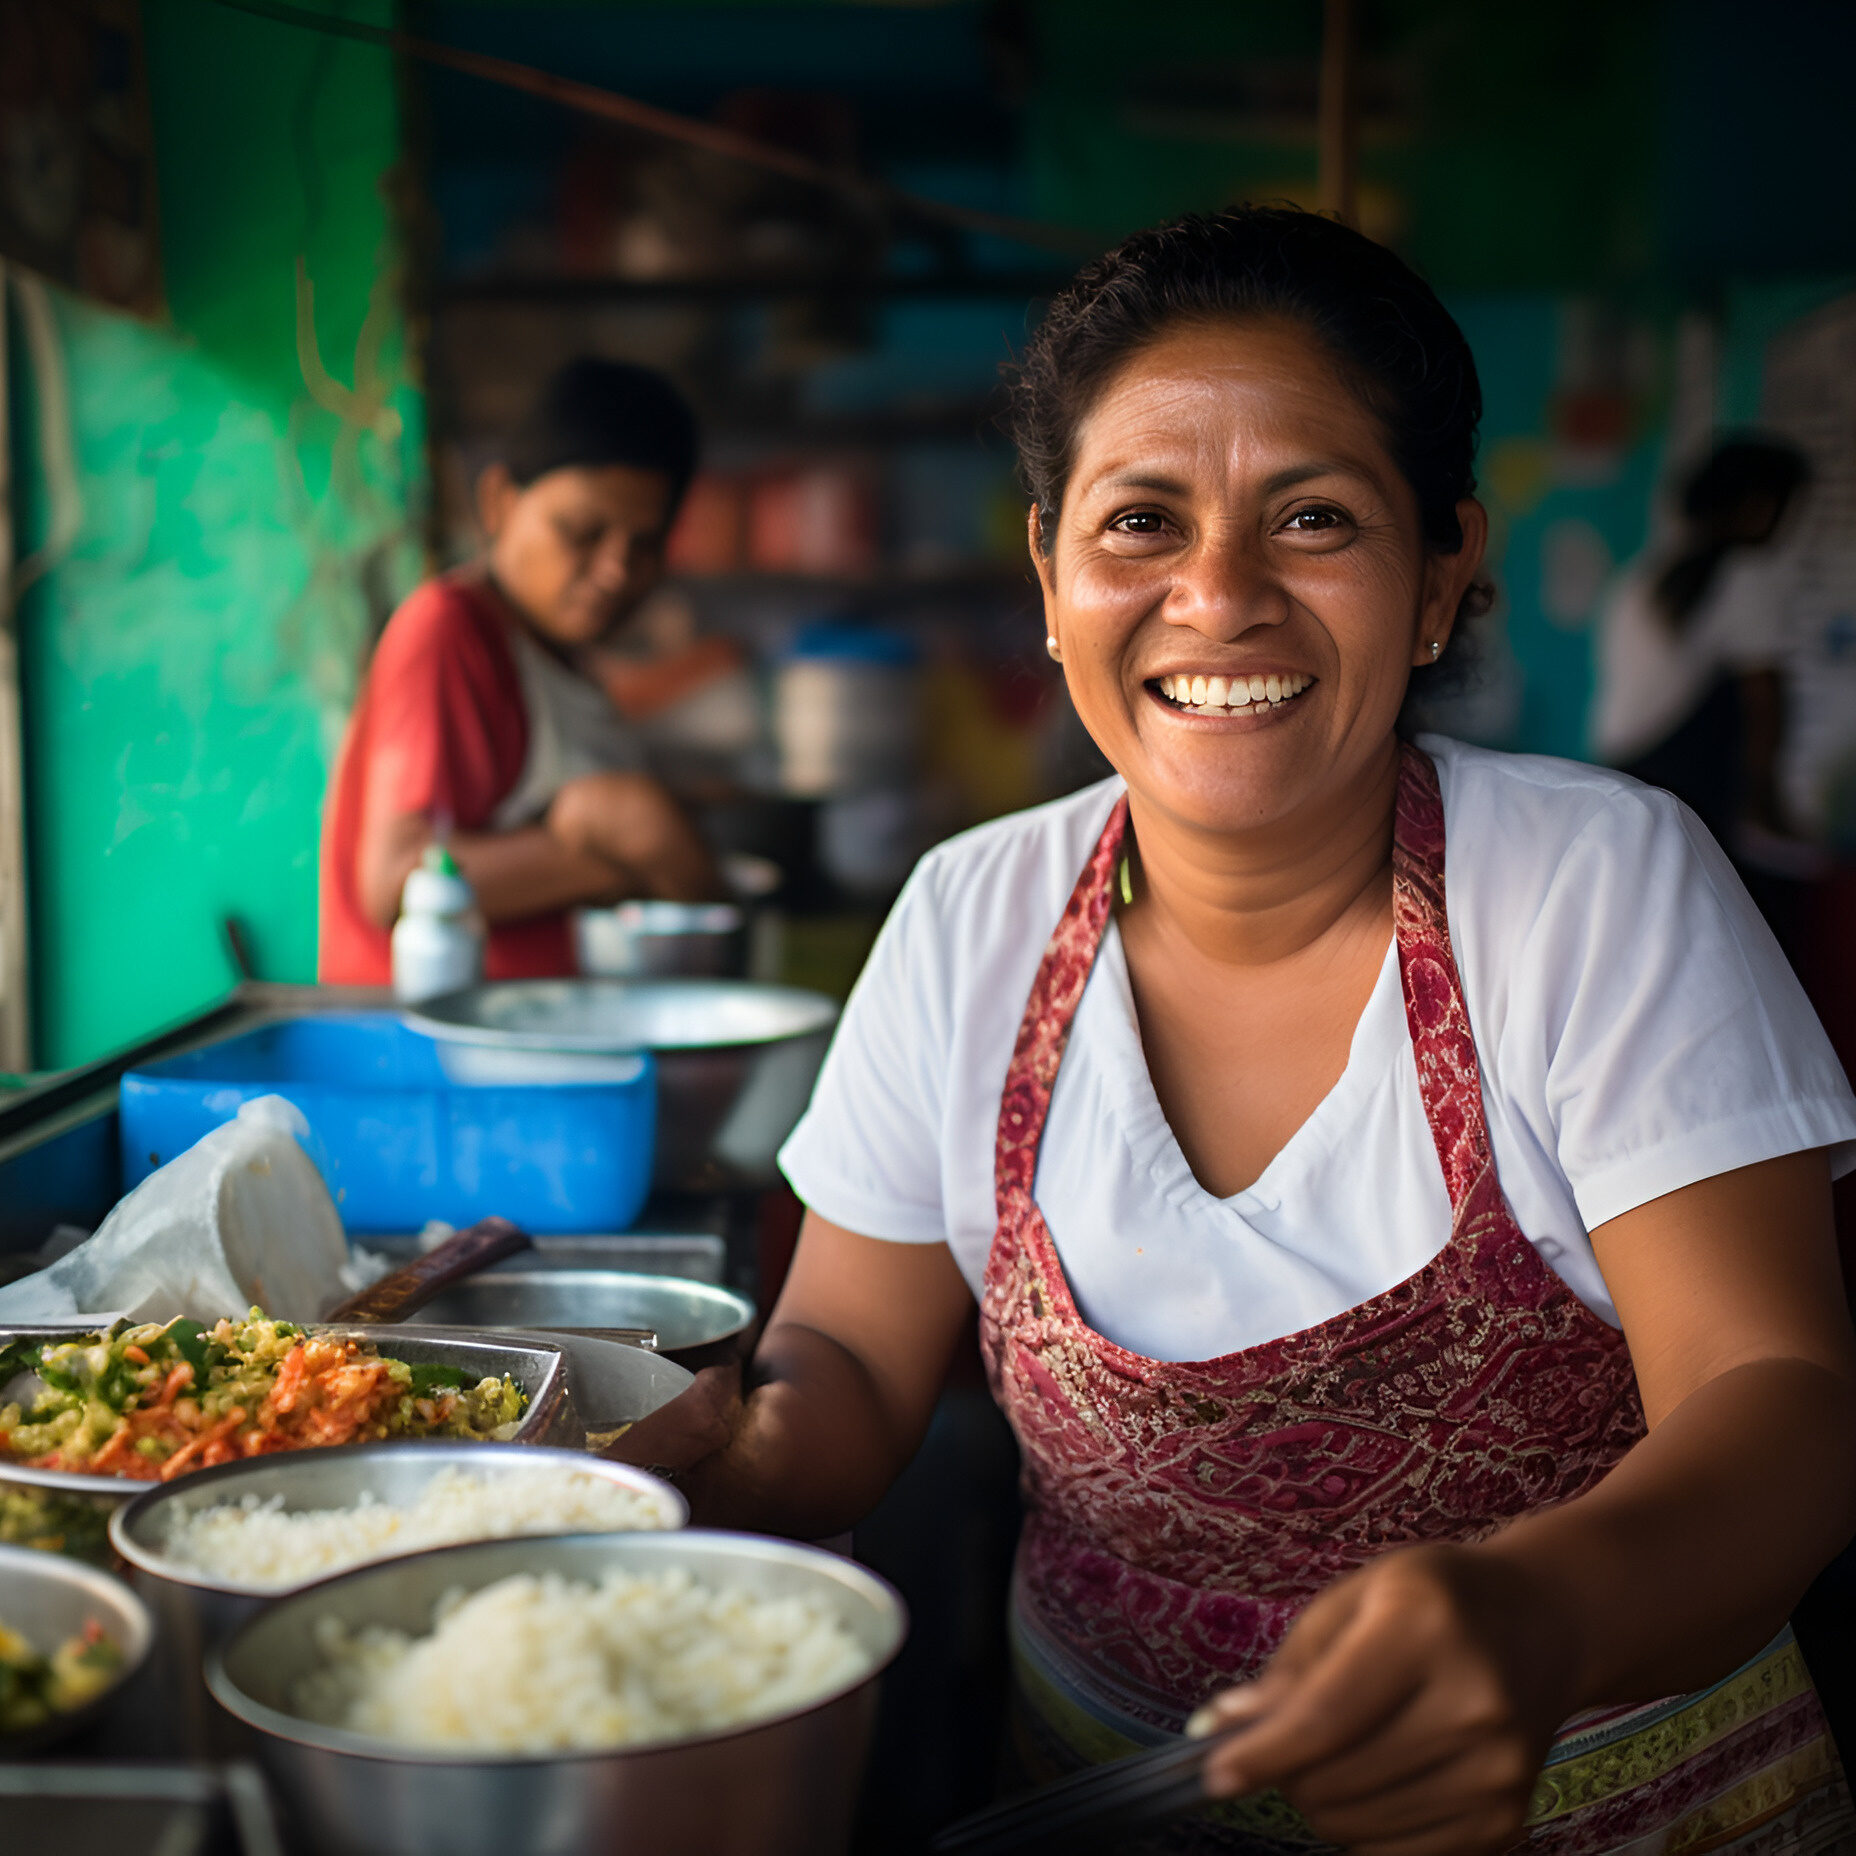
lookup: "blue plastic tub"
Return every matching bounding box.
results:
[118,1014,656,1235]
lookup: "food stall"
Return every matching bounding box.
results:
[0,976,909,1855]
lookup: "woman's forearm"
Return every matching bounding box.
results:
[679,1322,939,1538]
[1483,1356,1856,1708]
[356,809,628,927]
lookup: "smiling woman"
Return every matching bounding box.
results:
[614,209,1856,1856]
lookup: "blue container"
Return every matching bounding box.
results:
[119,1014,655,1235]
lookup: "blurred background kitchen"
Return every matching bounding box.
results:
[7,3,1856,1843]
[5,0,1856,1075]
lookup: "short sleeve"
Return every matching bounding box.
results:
[778,858,954,1243]
[1516,786,1856,1232]
[362,583,527,831]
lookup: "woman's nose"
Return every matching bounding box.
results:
[587,533,637,592]
[1161,524,1291,638]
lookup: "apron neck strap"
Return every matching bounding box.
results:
[995,742,1491,1216]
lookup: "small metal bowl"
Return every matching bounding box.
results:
[0,1541,153,1753]
[208,1530,907,1856]
[522,1331,694,1450]
[414,1271,756,1370]
[573,900,748,979]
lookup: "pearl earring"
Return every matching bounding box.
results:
[1046,636,1062,661]
[1429,640,1442,660]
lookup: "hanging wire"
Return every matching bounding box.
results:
[203,0,1098,262]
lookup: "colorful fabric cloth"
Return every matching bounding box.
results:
[979,742,1853,1853]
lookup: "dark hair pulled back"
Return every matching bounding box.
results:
[1006,206,1489,621]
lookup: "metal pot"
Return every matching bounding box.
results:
[410,980,840,1191]
[0,1542,153,1754]
[109,1443,686,1759]
[208,1530,908,1856]
[413,1271,755,1371]
[573,901,747,979]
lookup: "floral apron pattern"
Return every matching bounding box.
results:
[979,743,1853,1853]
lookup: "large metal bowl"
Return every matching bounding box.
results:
[109,1443,686,1758]
[410,979,840,1191]
[0,1541,153,1753]
[208,1530,907,1856]
[0,1324,573,1524]
[414,1271,756,1370]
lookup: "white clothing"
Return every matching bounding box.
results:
[490,627,644,830]
[1589,558,1781,765]
[1712,544,1856,846]
[779,737,1856,1362]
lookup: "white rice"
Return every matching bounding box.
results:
[294,1567,871,1753]
[159,1467,675,1589]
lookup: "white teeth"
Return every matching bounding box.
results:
[1156,671,1313,712]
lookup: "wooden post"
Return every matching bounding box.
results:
[1318,0,1359,226]
[0,266,34,1074]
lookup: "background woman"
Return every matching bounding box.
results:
[624,209,1856,1855]
[318,357,720,984]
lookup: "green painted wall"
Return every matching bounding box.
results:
[10,0,423,1069]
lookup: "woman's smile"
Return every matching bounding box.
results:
[1149,669,1317,720]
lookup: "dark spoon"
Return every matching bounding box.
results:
[324,1216,535,1324]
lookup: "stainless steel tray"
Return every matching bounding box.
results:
[0,1324,572,1503]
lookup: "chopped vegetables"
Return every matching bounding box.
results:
[0,1312,527,1482]
[0,1617,121,1733]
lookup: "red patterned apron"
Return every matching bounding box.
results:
[980,744,1853,1853]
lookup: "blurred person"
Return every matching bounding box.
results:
[318,359,721,984]
[1590,437,1811,851]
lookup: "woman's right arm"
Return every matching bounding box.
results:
[671,1212,976,1538]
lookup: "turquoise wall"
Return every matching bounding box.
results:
[10,0,423,1070]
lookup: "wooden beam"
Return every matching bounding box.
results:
[1319,0,1360,226]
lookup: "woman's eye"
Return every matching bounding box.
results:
[1108,510,1169,536]
[1283,505,1349,534]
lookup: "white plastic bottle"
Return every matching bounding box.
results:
[391,844,486,1004]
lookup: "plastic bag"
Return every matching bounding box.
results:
[0,1096,361,1325]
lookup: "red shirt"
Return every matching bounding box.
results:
[318,573,575,984]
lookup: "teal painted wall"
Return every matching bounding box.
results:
[10,0,423,1069]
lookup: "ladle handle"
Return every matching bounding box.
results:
[325,1217,534,1324]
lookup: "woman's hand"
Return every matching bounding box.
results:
[599,1362,744,1476]
[1193,1543,1578,1856]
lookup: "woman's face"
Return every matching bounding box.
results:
[1035,318,1486,839]
[479,462,677,649]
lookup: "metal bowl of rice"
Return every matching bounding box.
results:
[110,1444,685,1758]
[207,1530,907,1856]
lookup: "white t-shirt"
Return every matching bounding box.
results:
[779,737,1856,1362]
[1589,558,1783,766]
[1710,544,1856,844]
